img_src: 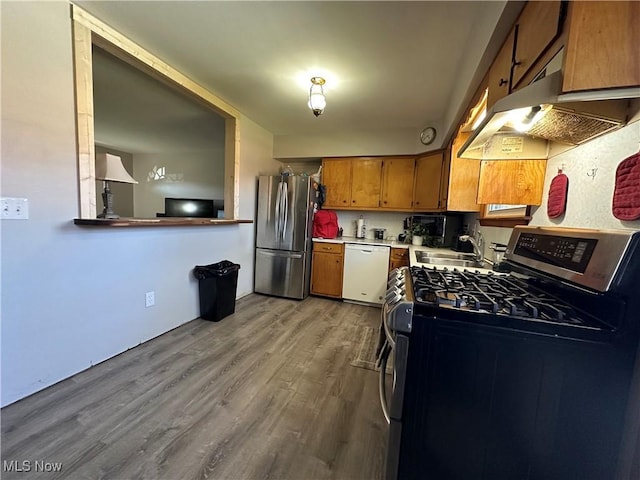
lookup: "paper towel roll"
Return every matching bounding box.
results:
[356,218,365,238]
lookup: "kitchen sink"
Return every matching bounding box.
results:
[415,251,476,262]
[414,250,484,269]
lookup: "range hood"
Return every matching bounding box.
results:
[459,70,640,160]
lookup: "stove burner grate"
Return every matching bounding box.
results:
[411,266,590,326]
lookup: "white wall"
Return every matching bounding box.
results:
[0,2,275,406]
[273,126,445,159]
[133,150,225,218]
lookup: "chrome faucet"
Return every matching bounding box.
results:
[459,231,485,265]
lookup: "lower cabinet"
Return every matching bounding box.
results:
[389,247,410,271]
[310,242,344,298]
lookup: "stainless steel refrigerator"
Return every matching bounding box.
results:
[254,175,315,299]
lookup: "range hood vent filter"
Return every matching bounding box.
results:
[458,69,639,160]
[527,107,623,146]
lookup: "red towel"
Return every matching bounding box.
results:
[612,152,640,221]
[547,172,569,219]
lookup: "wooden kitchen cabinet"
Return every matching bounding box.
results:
[485,1,563,105]
[389,247,409,272]
[477,159,546,206]
[563,1,640,92]
[381,157,415,210]
[310,242,344,298]
[322,157,381,210]
[442,132,481,212]
[487,28,515,108]
[351,158,382,208]
[511,0,563,88]
[413,152,444,211]
[322,158,352,208]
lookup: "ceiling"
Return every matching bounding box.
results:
[75,1,522,148]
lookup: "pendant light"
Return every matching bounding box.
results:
[308,77,326,117]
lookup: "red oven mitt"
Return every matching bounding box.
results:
[612,151,640,221]
[547,171,569,219]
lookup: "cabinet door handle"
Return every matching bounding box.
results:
[499,78,508,86]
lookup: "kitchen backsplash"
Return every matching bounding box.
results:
[334,211,409,240]
[530,118,640,231]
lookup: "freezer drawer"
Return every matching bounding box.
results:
[342,244,390,304]
[255,248,311,300]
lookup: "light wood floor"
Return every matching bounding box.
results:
[1,294,386,480]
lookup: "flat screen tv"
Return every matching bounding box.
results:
[164,198,214,218]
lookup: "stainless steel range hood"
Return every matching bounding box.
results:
[459,70,640,160]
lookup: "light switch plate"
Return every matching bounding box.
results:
[1,197,29,220]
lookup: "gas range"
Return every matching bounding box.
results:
[409,265,617,342]
[403,226,640,342]
[380,226,640,480]
[412,266,603,327]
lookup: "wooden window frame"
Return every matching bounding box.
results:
[479,204,532,227]
[72,5,240,220]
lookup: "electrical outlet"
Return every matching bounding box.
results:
[1,197,29,220]
[145,291,155,307]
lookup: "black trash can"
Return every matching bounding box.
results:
[193,260,240,321]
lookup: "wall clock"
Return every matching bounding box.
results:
[420,126,437,145]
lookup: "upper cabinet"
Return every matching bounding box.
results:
[477,159,546,206]
[563,1,640,91]
[351,158,383,208]
[487,28,516,108]
[413,152,444,211]
[487,0,639,101]
[321,157,383,209]
[322,158,352,208]
[322,154,477,213]
[511,0,564,88]
[381,157,416,210]
[323,156,418,211]
[486,1,563,108]
[445,133,481,212]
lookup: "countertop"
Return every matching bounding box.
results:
[312,236,410,249]
[312,236,498,273]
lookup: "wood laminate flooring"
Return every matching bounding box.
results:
[1,295,387,480]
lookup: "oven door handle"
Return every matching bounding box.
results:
[382,303,396,349]
[379,342,391,425]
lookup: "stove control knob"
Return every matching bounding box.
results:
[387,293,402,306]
[385,288,400,302]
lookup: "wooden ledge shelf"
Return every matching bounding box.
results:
[74,218,253,228]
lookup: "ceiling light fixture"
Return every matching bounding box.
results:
[308,77,326,117]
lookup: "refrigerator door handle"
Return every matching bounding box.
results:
[275,180,283,239]
[258,250,303,259]
[282,181,288,241]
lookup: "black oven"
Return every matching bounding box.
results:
[379,226,640,480]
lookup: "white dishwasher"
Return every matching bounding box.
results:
[342,244,390,305]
